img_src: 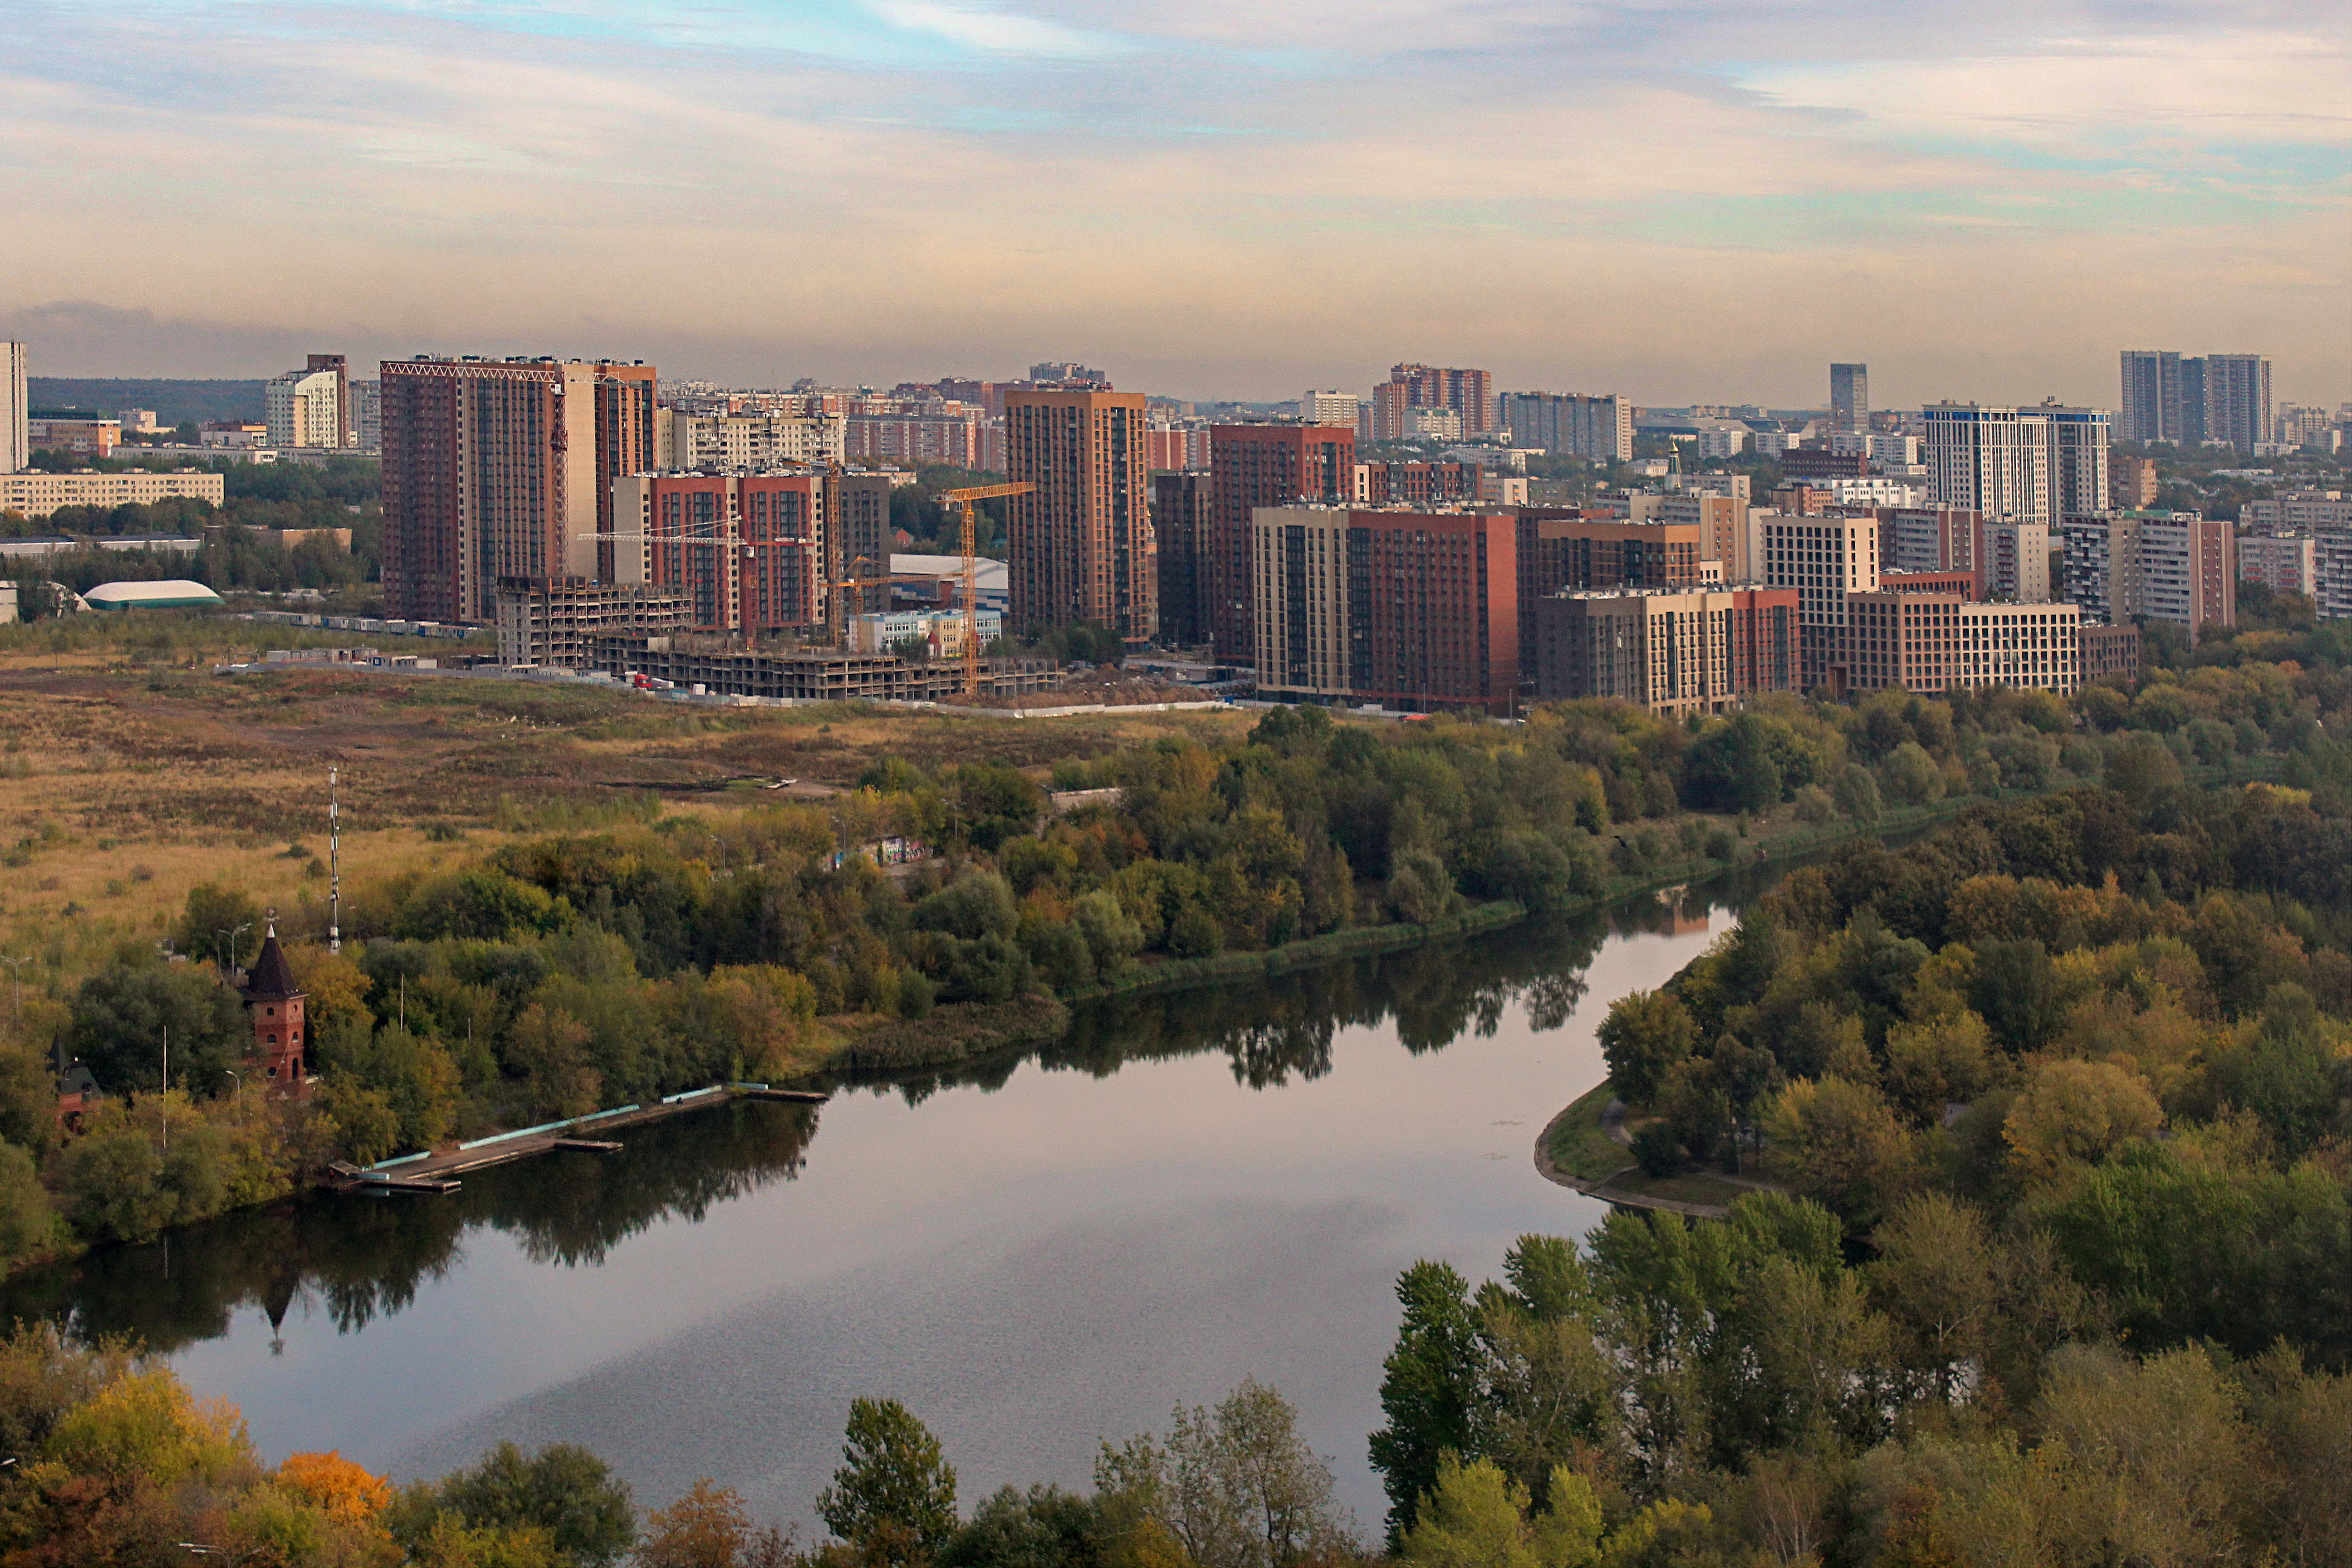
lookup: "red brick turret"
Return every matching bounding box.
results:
[239,910,309,1096]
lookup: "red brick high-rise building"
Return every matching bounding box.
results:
[1370,364,1494,441]
[1207,421,1355,662]
[1004,387,1154,639]
[1251,506,1518,713]
[381,356,657,621]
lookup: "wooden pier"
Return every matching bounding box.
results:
[318,1083,831,1195]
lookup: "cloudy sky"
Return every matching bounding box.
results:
[2,0,2344,406]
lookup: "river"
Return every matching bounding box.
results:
[0,883,1752,1533]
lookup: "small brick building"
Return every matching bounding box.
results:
[239,915,309,1095]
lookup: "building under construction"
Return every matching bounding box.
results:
[587,633,1059,704]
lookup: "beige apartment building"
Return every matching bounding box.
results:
[0,468,226,519]
[1845,590,2082,696]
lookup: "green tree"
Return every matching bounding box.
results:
[1096,1378,1351,1568]
[818,1397,960,1564]
[407,1440,637,1568]
[1597,991,1698,1108]
[937,1485,1103,1568]
[1399,1455,1603,1568]
[68,959,248,1098]
[1370,1262,1487,1545]
[174,882,263,968]
[2001,1059,2161,1186]
[1882,742,1944,806]
[1681,715,1783,814]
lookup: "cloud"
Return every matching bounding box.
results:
[866,0,1128,58]
[0,0,2342,404]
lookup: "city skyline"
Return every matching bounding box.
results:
[1,0,2344,406]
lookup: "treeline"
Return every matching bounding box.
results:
[0,457,382,604]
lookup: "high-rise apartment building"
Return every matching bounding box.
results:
[2119,350,2184,444]
[2239,534,2315,600]
[1371,364,1494,441]
[2061,511,2235,635]
[829,470,896,616]
[1028,362,1106,386]
[1830,363,1869,433]
[1532,587,1798,716]
[1981,520,2051,602]
[1920,402,2108,528]
[1496,392,1632,463]
[1923,404,2049,526]
[350,380,382,450]
[661,408,846,469]
[307,354,352,446]
[380,356,657,622]
[2203,355,2273,451]
[609,470,826,633]
[1761,513,1879,690]
[2119,350,2271,450]
[1658,492,1750,581]
[1514,514,1707,660]
[2111,454,2158,510]
[1298,391,1361,428]
[0,342,25,473]
[266,367,343,449]
[1877,506,1983,578]
[1152,471,1213,648]
[1003,387,1154,639]
[1250,506,1518,712]
[1207,421,1355,660]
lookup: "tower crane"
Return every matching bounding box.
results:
[939,483,1031,696]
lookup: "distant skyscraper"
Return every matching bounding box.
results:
[1027,362,1107,386]
[1206,421,1356,661]
[380,356,657,622]
[1830,363,1869,434]
[2119,350,2182,444]
[307,353,352,447]
[350,380,382,449]
[1298,390,1361,428]
[266,366,343,449]
[1496,392,1631,462]
[0,342,24,474]
[1371,364,1493,441]
[1003,387,1153,639]
[2202,355,2273,451]
[2120,349,2267,450]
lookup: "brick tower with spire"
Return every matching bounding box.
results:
[239,908,309,1095]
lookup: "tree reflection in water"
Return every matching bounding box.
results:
[0,867,1766,1357]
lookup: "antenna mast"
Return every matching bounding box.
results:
[328,767,342,954]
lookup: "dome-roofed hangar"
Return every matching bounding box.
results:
[82,579,225,611]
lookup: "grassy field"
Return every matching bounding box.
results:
[1545,1079,1630,1182]
[0,622,1255,1004]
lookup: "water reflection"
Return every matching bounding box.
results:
[2,868,1764,1362]
[0,1098,820,1356]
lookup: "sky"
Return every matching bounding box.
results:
[1,0,2346,407]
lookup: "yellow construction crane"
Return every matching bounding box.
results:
[941,483,1031,696]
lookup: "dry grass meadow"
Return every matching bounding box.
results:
[0,617,1252,1003]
